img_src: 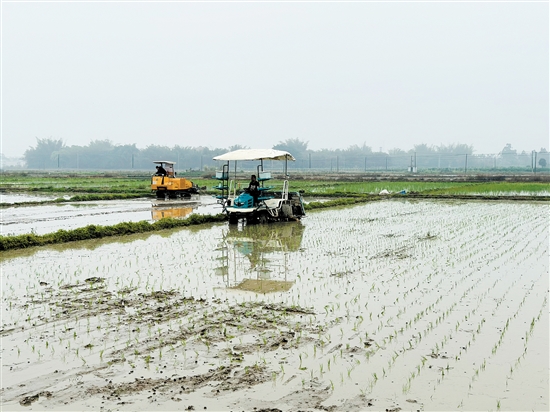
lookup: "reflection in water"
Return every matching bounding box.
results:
[151,207,194,221]
[216,222,305,294]
[151,199,201,221]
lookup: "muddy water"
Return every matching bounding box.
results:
[1,200,548,411]
[1,195,222,236]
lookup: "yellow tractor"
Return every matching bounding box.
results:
[150,160,199,199]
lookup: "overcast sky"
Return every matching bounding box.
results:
[1,1,548,157]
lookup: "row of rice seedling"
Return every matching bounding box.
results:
[269,201,548,410]
[1,200,547,410]
[421,181,550,196]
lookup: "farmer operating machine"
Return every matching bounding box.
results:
[212,149,306,224]
[150,161,199,199]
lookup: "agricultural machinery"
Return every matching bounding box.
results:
[150,160,199,199]
[212,149,306,224]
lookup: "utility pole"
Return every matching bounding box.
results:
[464,154,468,173]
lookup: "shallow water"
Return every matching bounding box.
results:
[0,195,222,236]
[1,200,548,411]
[0,192,59,203]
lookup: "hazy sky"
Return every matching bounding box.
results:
[2,1,548,157]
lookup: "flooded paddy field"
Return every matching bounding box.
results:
[0,193,59,204]
[1,200,548,411]
[1,196,221,236]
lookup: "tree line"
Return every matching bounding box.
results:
[19,137,548,172]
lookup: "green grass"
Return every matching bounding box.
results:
[420,182,550,196]
[1,175,152,194]
[304,196,382,210]
[293,181,471,196]
[2,173,548,204]
[293,181,550,196]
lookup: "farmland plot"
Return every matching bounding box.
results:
[1,200,548,411]
[1,196,220,236]
[0,193,59,204]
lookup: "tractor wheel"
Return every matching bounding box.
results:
[258,212,268,224]
[228,214,238,225]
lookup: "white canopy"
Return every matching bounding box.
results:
[153,160,175,165]
[213,149,295,162]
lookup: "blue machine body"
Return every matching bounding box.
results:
[233,192,254,208]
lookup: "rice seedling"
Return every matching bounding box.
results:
[2,196,547,411]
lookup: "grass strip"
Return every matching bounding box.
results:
[304,195,382,210]
[405,193,550,201]
[303,193,550,211]
[419,181,550,195]
[0,214,227,251]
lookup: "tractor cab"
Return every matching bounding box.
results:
[153,160,175,177]
[151,160,199,199]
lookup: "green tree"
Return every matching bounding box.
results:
[273,138,309,157]
[112,144,138,169]
[501,143,517,155]
[436,143,473,155]
[85,140,116,169]
[24,137,65,169]
[344,143,373,155]
[388,148,407,156]
[228,144,249,152]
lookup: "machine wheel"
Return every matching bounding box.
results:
[258,212,268,224]
[228,214,238,225]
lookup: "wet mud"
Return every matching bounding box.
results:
[2,200,548,411]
